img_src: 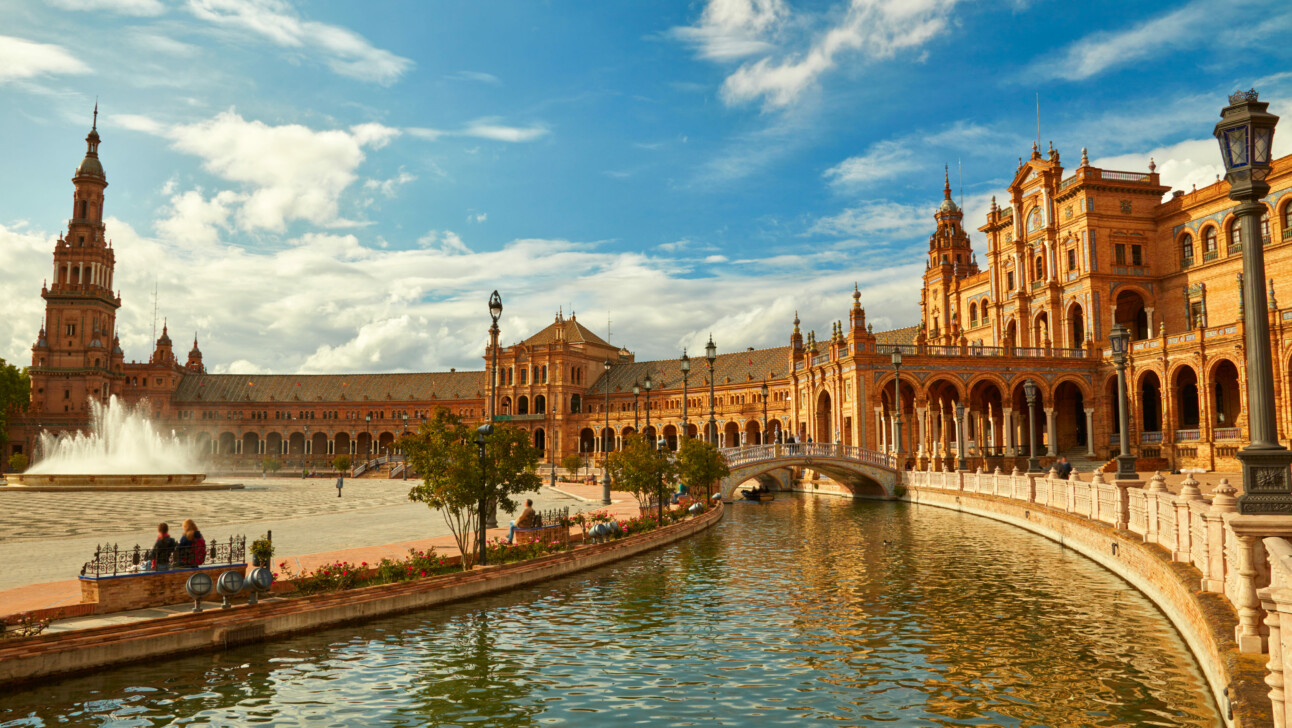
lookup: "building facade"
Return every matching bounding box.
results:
[9,112,1292,476]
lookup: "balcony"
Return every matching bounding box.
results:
[1031,280,1044,290]
[1180,257,1194,270]
[1203,250,1219,262]
[1215,427,1242,441]
[1174,429,1201,442]
[1229,243,1243,255]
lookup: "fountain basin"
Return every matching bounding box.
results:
[2,473,242,491]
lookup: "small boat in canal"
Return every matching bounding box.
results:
[740,485,774,502]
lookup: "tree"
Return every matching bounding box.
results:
[333,454,351,472]
[404,408,542,569]
[8,453,28,473]
[262,457,283,474]
[0,359,30,449]
[605,434,677,511]
[560,453,583,481]
[676,437,730,502]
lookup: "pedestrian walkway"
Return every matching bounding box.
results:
[0,484,640,623]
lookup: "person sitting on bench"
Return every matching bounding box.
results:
[508,499,537,544]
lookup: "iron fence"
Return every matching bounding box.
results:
[80,535,246,578]
[533,506,570,527]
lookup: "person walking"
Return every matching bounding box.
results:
[336,475,344,498]
[1054,456,1073,479]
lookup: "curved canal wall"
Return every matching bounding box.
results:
[0,502,723,688]
[905,469,1276,728]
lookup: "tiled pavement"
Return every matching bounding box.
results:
[0,481,640,623]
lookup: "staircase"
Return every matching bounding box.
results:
[1061,447,1104,474]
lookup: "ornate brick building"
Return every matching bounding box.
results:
[9,111,1292,476]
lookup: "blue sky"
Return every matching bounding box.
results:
[2,0,1291,374]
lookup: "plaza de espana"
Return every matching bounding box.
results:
[11,112,1292,479]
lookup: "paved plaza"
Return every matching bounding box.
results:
[0,477,627,596]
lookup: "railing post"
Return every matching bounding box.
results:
[1235,531,1270,653]
[1203,479,1239,593]
[1174,473,1203,562]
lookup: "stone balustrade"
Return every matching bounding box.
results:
[910,464,1292,725]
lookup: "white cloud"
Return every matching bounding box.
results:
[669,0,788,61]
[824,139,919,188]
[0,36,89,83]
[467,212,487,224]
[407,120,549,144]
[364,169,416,199]
[108,113,166,135]
[2,220,926,375]
[718,0,960,110]
[704,254,729,263]
[1027,0,1292,82]
[44,0,165,15]
[185,0,413,84]
[447,70,502,85]
[811,199,932,240]
[164,110,398,231]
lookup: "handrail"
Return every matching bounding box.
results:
[716,443,896,471]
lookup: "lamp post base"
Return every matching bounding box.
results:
[1116,453,1138,480]
[1027,456,1042,473]
[1237,446,1292,514]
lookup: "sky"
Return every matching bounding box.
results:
[2,0,1292,375]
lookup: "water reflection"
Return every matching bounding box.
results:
[0,497,1220,727]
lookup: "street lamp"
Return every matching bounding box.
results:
[657,436,667,523]
[602,359,612,505]
[475,424,493,566]
[401,412,409,479]
[302,423,310,477]
[488,291,502,423]
[955,400,967,471]
[891,350,903,465]
[1023,378,1041,473]
[632,382,641,431]
[761,379,769,446]
[365,413,371,459]
[1109,323,1136,479]
[705,335,717,445]
[486,291,502,530]
[680,350,690,441]
[644,373,653,444]
[1214,90,1292,513]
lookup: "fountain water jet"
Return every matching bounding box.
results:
[6,396,222,489]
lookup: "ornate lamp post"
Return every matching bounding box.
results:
[602,359,612,505]
[632,382,641,431]
[657,436,667,522]
[680,350,690,441]
[488,291,502,422]
[1214,90,1292,512]
[486,291,502,529]
[644,373,653,444]
[891,350,903,464]
[475,424,493,566]
[1024,378,1041,473]
[1109,323,1136,479]
[705,335,717,445]
[761,379,769,446]
[955,400,967,471]
[302,423,309,477]
[401,412,409,479]
[365,413,371,459]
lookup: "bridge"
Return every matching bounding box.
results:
[715,444,900,501]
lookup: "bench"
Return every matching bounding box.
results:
[78,537,248,614]
[512,506,570,547]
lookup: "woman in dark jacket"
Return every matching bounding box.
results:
[177,519,206,567]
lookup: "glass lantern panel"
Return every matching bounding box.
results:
[1255,127,1273,165]
[1225,126,1250,168]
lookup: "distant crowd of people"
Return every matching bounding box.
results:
[144,519,206,571]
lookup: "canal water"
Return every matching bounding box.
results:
[0,496,1220,727]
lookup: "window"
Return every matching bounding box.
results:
[1131,245,1143,266]
[1006,271,1015,290]
[1034,256,1044,278]
[1285,204,1292,233]
[1066,248,1076,271]
[65,323,76,336]
[520,368,527,385]
[1181,234,1194,262]
[1261,210,1271,242]
[1189,301,1205,330]
[1230,218,1243,247]
[79,200,87,218]
[1115,244,1126,265]
[969,303,978,323]
[1203,226,1217,252]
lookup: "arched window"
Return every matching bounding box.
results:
[969,302,978,323]
[1261,209,1271,243]
[1203,226,1217,253]
[570,394,582,413]
[1229,218,1242,248]
[1180,233,1194,264]
[1034,256,1044,279]
[79,200,87,219]
[1284,203,1292,235]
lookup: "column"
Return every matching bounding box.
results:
[1084,408,1095,456]
[874,407,884,451]
[1003,408,1015,456]
[1044,407,1057,456]
[917,407,928,457]
[976,410,986,455]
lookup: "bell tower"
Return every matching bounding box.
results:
[29,106,123,420]
[921,169,979,342]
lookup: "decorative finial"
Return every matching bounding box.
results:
[1271,278,1278,310]
[944,165,951,200]
[1148,157,1156,173]
[1229,88,1260,105]
[990,195,997,212]
[1031,140,1039,158]
[92,100,98,131]
[852,282,861,304]
[1080,147,1089,166]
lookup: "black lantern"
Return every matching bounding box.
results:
[1109,323,1129,361]
[488,290,503,323]
[705,336,717,365]
[891,349,902,368]
[680,350,690,373]
[1215,89,1279,199]
[1023,378,1041,473]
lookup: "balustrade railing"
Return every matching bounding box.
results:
[81,536,246,577]
[1141,431,1163,444]
[1175,429,1202,442]
[717,443,895,470]
[1214,427,1242,441]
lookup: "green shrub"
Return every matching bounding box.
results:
[7,453,28,473]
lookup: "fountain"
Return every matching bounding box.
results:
[6,396,236,490]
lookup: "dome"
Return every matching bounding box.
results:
[939,197,959,213]
[77,154,104,179]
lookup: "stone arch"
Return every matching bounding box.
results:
[534,427,545,452]
[1170,364,1201,430]
[1033,310,1050,345]
[968,376,1007,457]
[1179,230,1195,264]
[1009,379,1048,459]
[1065,300,1086,348]
[265,432,283,456]
[720,457,896,501]
[1201,223,1220,255]
[334,432,351,456]
[1139,370,1162,433]
[217,431,237,455]
[663,424,678,451]
[534,394,546,414]
[722,420,740,447]
[1114,288,1150,340]
[579,427,595,452]
[500,396,512,415]
[743,419,762,446]
[814,389,833,443]
[288,431,305,455]
[1052,379,1088,452]
[242,431,260,456]
[517,396,529,415]
[311,431,327,457]
[378,432,395,455]
[1208,358,1243,429]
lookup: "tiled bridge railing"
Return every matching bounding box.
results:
[718,443,897,471]
[911,465,1292,724]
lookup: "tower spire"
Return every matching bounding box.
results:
[92,100,98,132]
[943,165,952,200]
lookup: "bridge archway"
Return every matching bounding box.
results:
[717,444,898,501]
